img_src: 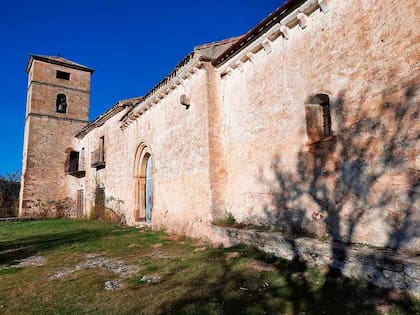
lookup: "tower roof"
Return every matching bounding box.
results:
[26,54,95,73]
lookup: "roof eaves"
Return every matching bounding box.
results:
[212,0,304,67]
[26,55,95,73]
[75,97,142,138]
[119,51,196,125]
[194,36,243,51]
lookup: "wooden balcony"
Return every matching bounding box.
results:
[68,152,86,178]
[91,149,105,169]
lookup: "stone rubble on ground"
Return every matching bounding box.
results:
[86,253,102,259]
[104,280,121,290]
[140,275,161,284]
[50,254,140,280]
[17,255,46,267]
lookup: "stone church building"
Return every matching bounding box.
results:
[19,0,419,254]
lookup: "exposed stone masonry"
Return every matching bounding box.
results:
[213,226,420,298]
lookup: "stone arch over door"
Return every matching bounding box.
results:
[133,143,154,222]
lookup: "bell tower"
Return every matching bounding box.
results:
[19,55,94,217]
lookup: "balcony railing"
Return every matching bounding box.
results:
[91,149,105,169]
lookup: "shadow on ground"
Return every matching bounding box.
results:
[128,246,419,315]
[151,77,420,314]
[0,224,112,264]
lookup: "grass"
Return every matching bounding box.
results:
[0,219,418,315]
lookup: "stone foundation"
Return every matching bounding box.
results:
[212,226,420,298]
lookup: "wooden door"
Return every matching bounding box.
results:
[145,157,153,223]
[76,189,84,218]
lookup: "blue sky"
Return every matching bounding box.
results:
[0,0,283,175]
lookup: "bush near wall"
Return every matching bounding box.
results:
[0,175,20,218]
[32,198,74,218]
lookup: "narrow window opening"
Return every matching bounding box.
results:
[91,136,106,169]
[100,136,105,162]
[321,99,331,138]
[69,151,79,173]
[56,94,67,113]
[56,70,70,80]
[305,94,332,144]
[67,150,86,177]
[80,148,85,170]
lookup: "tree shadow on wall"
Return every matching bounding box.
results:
[259,82,419,248]
[249,81,420,313]
[134,82,419,314]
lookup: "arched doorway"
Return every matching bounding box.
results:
[134,144,153,223]
[144,155,153,223]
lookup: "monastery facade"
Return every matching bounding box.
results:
[19,0,419,254]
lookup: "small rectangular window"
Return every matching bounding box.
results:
[56,70,70,80]
[305,94,332,144]
[91,137,106,169]
[67,150,86,177]
[69,151,80,173]
[305,104,325,144]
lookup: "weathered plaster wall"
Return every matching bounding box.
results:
[20,0,419,257]
[76,67,213,238]
[71,109,130,221]
[126,67,212,238]
[219,0,420,252]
